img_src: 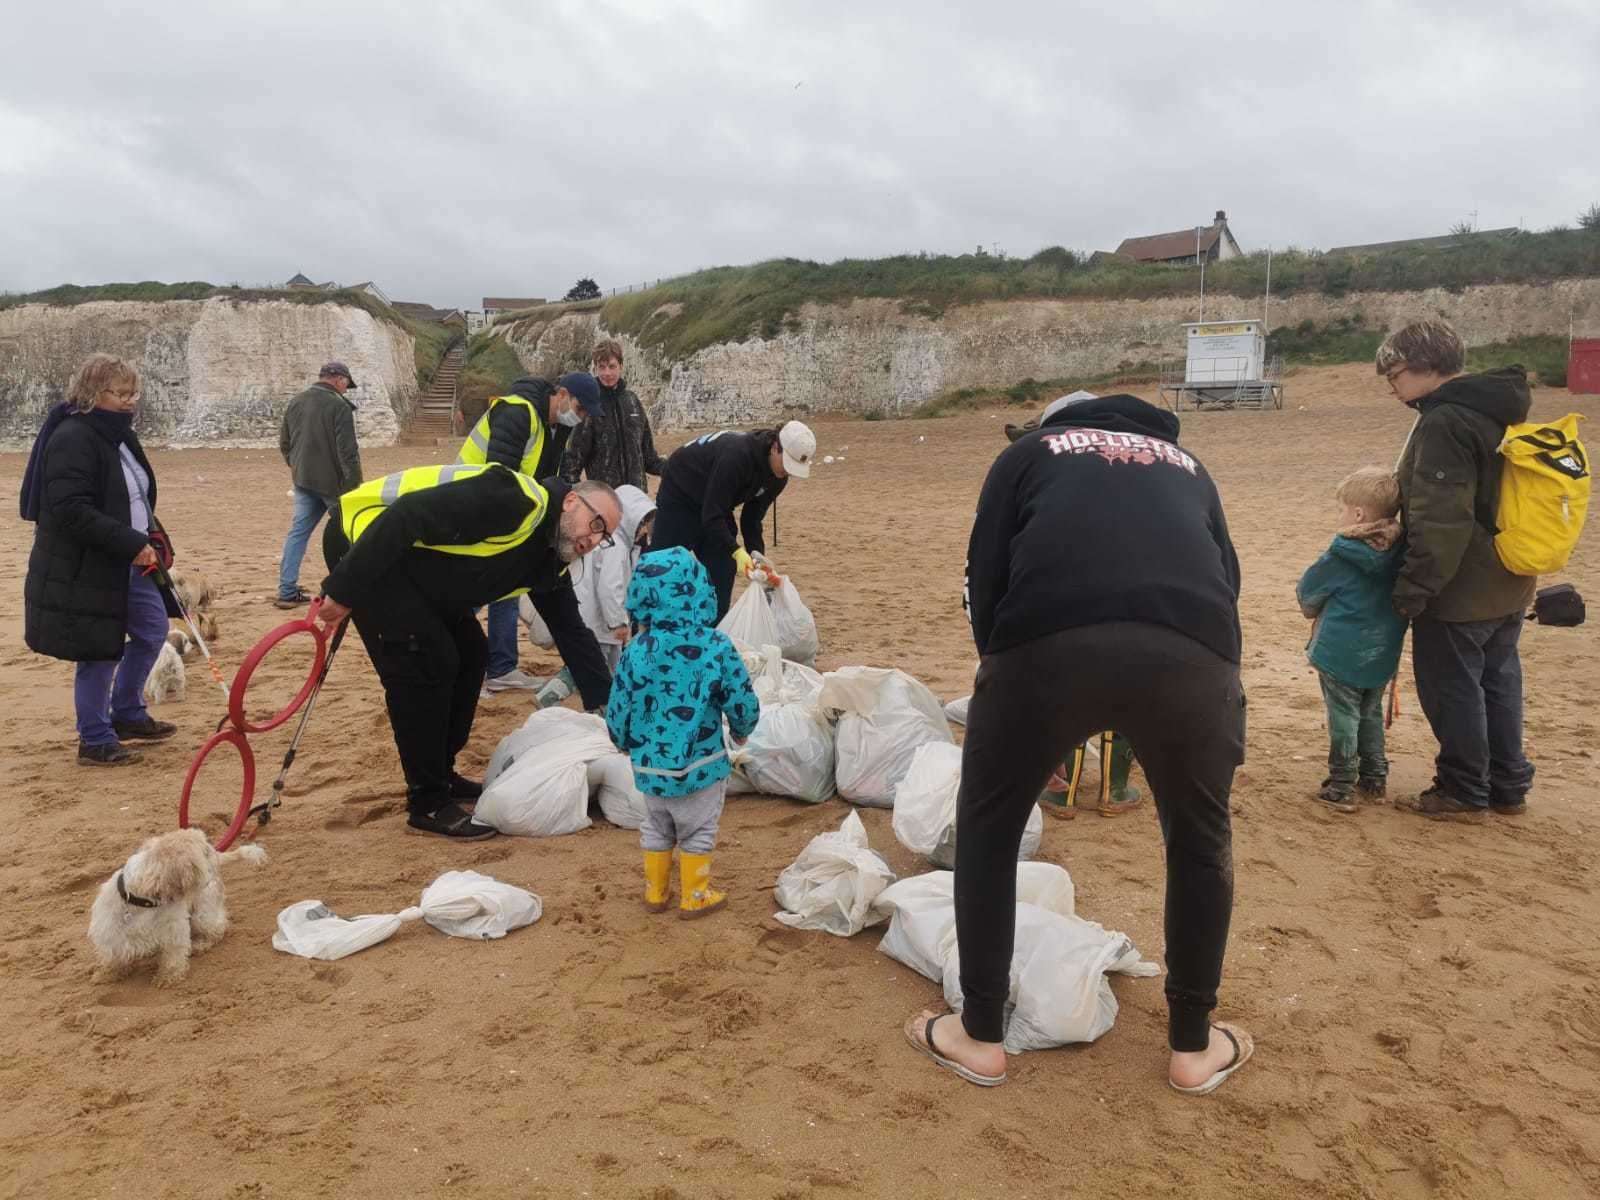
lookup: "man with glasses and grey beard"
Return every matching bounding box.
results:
[317,466,621,839]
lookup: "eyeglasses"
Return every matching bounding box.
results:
[573,493,615,549]
[104,388,141,401]
[1384,366,1408,385]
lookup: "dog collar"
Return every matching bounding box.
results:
[116,871,159,909]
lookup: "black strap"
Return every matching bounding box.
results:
[116,871,159,908]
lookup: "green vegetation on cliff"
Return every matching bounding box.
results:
[602,229,1600,361]
[455,333,527,424]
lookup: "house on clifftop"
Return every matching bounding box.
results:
[1116,211,1242,265]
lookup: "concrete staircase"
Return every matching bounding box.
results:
[405,338,464,443]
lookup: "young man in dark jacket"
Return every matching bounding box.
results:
[903,391,1251,1097]
[457,373,605,693]
[318,467,621,839]
[1381,319,1537,821]
[559,339,666,491]
[275,362,363,608]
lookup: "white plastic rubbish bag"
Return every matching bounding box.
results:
[477,709,615,837]
[892,742,1041,868]
[943,695,970,727]
[272,870,543,960]
[729,702,836,804]
[766,580,819,667]
[774,811,896,936]
[820,667,954,808]
[873,863,1156,1052]
[741,644,825,708]
[718,582,781,652]
[587,753,649,829]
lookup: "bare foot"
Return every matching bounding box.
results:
[1169,1023,1252,1091]
[903,1009,1007,1083]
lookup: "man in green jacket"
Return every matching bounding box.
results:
[276,362,363,608]
[1381,320,1536,822]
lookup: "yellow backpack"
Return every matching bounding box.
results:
[1494,414,1590,576]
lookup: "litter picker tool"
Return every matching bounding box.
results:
[178,596,349,850]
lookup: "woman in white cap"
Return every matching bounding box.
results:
[650,421,813,619]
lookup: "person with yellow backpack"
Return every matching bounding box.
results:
[1383,319,1589,822]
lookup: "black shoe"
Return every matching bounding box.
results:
[405,802,497,840]
[112,716,178,742]
[1489,799,1528,816]
[273,586,311,609]
[78,740,142,766]
[449,772,483,801]
[1314,783,1357,814]
[1355,777,1387,801]
[1394,786,1488,824]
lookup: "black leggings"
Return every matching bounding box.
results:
[649,492,737,621]
[955,622,1245,1052]
[324,524,487,814]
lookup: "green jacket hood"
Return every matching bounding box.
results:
[1412,366,1531,427]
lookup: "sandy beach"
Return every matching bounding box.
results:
[2,364,1597,1199]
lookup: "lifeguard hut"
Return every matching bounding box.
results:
[1160,319,1283,411]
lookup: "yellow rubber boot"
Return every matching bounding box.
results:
[678,852,726,920]
[643,851,673,913]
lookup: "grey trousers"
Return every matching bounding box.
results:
[640,778,726,854]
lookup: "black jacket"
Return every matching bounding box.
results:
[320,468,610,708]
[485,377,571,477]
[280,382,362,497]
[656,430,786,556]
[558,378,666,490]
[965,394,1242,663]
[1395,367,1536,622]
[24,414,171,661]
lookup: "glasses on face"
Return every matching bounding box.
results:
[1384,366,1408,385]
[104,388,140,401]
[573,493,615,550]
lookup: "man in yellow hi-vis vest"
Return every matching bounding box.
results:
[459,373,604,693]
[317,464,621,840]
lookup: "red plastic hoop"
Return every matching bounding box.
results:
[227,599,330,733]
[178,727,257,851]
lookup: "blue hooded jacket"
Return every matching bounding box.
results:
[605,547,760,798]
[1297,525,1408,690]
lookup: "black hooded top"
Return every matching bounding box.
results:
[964,393,1242,662]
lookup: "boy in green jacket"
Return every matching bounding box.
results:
[1296,467,1408,813]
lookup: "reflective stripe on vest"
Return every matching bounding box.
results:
[458,394,545,476]
[338,462,549,558]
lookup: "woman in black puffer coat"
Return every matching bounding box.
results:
[21,353,180,766]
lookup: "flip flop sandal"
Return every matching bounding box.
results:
[1169,1022,1254,1096]
[904,1014,1007,1087]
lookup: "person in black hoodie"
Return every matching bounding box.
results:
[651,421,815,619]
[21,354,182,767]
[902,391,1252,1096]
[1380,319,1537,821]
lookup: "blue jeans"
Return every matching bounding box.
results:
[75,566,170,746]
[278,487,338,600]
[485,598,522,678]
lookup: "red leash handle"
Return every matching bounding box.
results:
[178,729,257,851]
[226,597,330,733]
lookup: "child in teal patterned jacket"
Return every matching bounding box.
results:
[606,547,759,917]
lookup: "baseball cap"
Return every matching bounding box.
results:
[557,372,604,416]
[779,420,815,478]
[320,361,357,387]
[1040,389,1098,423]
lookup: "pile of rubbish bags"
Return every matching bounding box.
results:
[720,575,820,668]
[477,708,648,835]
[891,742,1042,868]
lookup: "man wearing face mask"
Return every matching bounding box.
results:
[457,372,605,693]
[318,466,622,839]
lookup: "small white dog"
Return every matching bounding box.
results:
[87,829,267,985]
[142,639,187,706]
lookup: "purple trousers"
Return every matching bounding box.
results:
[74,566,169,746]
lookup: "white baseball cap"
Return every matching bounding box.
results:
[779,420,815,478]
[1040,390,1099,423]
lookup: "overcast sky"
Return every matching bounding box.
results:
[5,0,1596,311]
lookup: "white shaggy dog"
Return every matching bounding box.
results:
[87,829,267,985]
[166,626,196,658]
[142,639,187,706]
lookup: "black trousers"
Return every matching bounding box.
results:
[650,492,736,620]
[1411,613,1534,807]
[955,622,1245,1052]
[324,525,486,815]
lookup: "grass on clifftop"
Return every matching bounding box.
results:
[602,229,1600,361]
[456,333,527,424]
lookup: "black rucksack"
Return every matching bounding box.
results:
[1526,583,1585,627]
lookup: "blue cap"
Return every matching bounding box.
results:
[558,372,604,416]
